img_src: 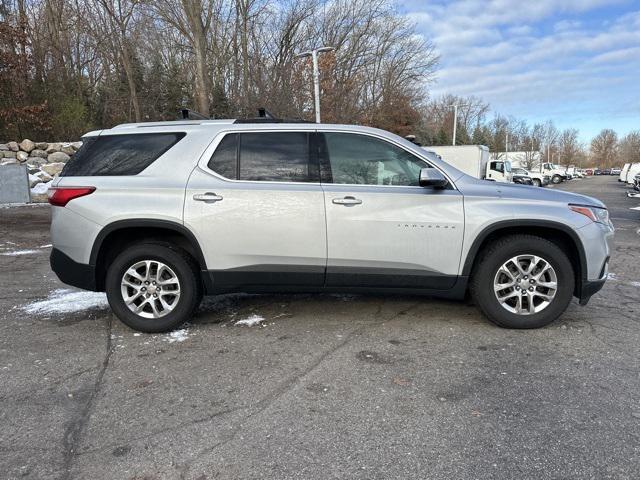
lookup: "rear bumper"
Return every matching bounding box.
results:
[50,248,98,291]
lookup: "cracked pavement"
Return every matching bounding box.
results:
[1,176,639,479]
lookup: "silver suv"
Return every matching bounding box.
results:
[48,120,614,332]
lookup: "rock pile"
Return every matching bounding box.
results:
[0,139,82,201]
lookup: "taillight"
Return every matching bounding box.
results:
[48,187,96,207]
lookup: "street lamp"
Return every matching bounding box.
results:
[296,46,335,123]
[449,104,468,145]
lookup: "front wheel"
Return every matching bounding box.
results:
[470,235,574,329]
[532,178,541,187]
[551,175,562,184]
[105,243,203,332]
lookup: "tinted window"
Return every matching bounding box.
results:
[323,132,426,186]
[61,133,185,176]
[240,132,315,182]
[207,133,238,179]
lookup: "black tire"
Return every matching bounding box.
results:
[105,243,203,333]
[532,178,541,187]
[470,235,574,329]
[551,175,562,184]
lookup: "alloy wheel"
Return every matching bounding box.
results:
[120,260,181,319]
[493,255,558,315]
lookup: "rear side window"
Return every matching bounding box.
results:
[61,132,185,176]
[207,132,318,183]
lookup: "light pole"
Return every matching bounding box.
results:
[505,132,509,163]
[296,46,335,123]
[449,104,468,145]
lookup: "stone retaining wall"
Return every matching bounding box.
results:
[0,139,81,200]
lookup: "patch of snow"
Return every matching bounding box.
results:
[31,181,52,195]
[39,244,52,248]
[629,281,640,288]
[23,288,108,314]
[607,273,617,280]
[165,328,190,343]
[235,314,265,327]
[0,203,48,209]
[1,249,39,256]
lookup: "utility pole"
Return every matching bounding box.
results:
[452,104,458,145]
[296,46,335,123]
[505,132,509,163]
[449,104,469,146]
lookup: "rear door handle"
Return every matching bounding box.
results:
[193,192,223,203]
[332,196,362,206]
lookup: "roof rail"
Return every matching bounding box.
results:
[180,108,209,120]
[234,107,313,124]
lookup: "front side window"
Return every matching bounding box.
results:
[322,132,426,186]
[207,132,317,182]
[490,161,505,173]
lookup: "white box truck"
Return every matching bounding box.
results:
[423,145,512,182]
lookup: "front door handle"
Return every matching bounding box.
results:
[332,196,362,206]
[193,192,223,203]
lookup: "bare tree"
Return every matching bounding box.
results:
[591,129,618,169]
[619,130,640,165]
[557,128,582,166]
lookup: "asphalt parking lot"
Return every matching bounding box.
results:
[1,176,639,480]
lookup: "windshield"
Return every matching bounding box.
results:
[504,161,512,172]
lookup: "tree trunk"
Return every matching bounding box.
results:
[182,0,210,116]
[121,44,142,122]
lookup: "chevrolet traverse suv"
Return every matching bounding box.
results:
[49,120,614,332]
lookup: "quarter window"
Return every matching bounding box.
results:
[207,133,237,179]
[61,132,185,176]
[322,133,426,186]
[207,132,317,183]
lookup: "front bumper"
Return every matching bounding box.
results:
[50,248,98,291]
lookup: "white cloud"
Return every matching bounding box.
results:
[401,0,640,137]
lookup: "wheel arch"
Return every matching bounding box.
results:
[462,220,587,298]
[90,219,207,292]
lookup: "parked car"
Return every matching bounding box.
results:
[48,120,614,332]
[585,169,594,176]
[512,167,549,187]
[610,167,621,175]
[602,168,612,175]
[512,174,533,185]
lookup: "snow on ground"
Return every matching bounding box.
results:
[165,328,190,343]
[235,314,265,327]
[1,249,39,256]
[629,281,640,288]
[607,272,617,280]
[31,181,52,195]
[23,288,108,314]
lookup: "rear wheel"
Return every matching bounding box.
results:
[551,174,562,184]
[470,235,574,329]
[532,178,541,187]
[106,243,202,332]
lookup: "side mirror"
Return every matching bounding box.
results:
[419,167,448,188]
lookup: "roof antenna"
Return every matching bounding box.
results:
[258,108,276,119]
[180,108,209,120]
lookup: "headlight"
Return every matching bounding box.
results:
[569,204,610,225]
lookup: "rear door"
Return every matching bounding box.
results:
[184,130,327,289]
[319,131,464,290]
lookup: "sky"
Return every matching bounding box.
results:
[398,0,640,141]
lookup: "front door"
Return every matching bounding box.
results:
[319,132,464,290]
[184,130,326,290]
